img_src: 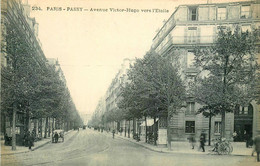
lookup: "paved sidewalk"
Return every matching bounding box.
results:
[1,130,74,156]
[101,130,253,156]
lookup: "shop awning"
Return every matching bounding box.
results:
[140,118,158,127]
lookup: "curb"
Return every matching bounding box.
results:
[1,130,74,156]
[116,136,167,153]
[31,141,51,151]
[113,133,251,157]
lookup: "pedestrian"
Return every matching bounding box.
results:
[199,133,205,152]
[253,135,260,162]
[112,129,115,139]
[28,131,34,150]
[189,135,196,149]
[24,131,30,147]
[54,132,59,143]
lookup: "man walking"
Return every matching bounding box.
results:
[199,133,205,152]
[28,131,34,150]
[112,129,115,139]
[253,135,260,162]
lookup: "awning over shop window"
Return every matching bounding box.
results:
[140,118,158,127]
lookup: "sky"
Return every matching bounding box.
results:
[27,0,247,116]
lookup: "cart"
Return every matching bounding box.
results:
[52,129,64,143]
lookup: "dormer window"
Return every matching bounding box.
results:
[189,7,198,21]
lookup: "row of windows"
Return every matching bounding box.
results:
[189,5,251,21]
[185,121,221,134]
[186,25,252,44]
[235,104,253,115]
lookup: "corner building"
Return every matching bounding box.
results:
[150,1,260,144]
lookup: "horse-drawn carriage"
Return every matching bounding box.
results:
[52,130,64,143]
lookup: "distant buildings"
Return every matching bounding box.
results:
[47,58,66,84]
[90,59,134,133]
[81,113,91,126]
[105,59,134,131]
[150,0,260,144]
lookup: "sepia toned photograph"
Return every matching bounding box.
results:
[1,0,260,165]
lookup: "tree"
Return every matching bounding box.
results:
[1,21,45,150]
[119,51,186,148]
[194,27,258,138]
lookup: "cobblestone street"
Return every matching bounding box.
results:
[1,129,259,166]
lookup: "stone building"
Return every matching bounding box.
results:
[149,1,260,144]
[1,0,46,144]
[105,59,134,134]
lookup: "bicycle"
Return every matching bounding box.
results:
[210,138,233,155]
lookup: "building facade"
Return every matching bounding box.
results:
[105,58,134,133]
[150,1,260,144]
[1,0,47,144]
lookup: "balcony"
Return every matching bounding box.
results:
[152,17,176,50]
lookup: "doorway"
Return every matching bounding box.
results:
[234,104,253,142]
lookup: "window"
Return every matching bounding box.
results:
[241,5,250,19]
[185,121,195,133]
[198,7,208,21]
[241,25,251,32]
[189,7,197,21]
[187,51,195,68]
[186,102,195,114]
[228,5,240,19]
[214,122,221,134]
[237,104,253,115]
[187,27,197,43]
[217,7,226,20]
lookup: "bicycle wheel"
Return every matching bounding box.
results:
[217,143,230,155]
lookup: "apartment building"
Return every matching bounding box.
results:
[150,1,260,144]
[105,58,134,133]
[1,0,47,144]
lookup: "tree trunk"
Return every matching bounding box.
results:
[221,111,225,138]
[39,118,42,138]
[133,118,136,137]
[44,117,48,138]
[124,120,127,137]
[128,120,130,138]
[12,104,17,151]
[145,116,147,143]
[36,119,39,139]
[167,112,172,150]
[221,55,228,138]
[48,118,51,137]
[26,108,30,132]
[208,114,211,146]
[3,115,6,135]
[52,118,55,132]
[153,117,157,145]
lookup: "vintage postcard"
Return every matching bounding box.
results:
[1,0,259,165]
